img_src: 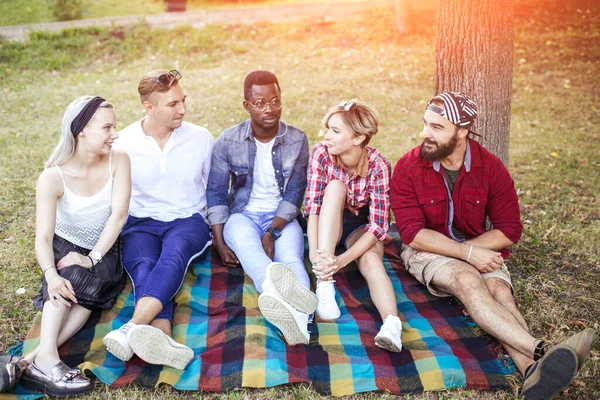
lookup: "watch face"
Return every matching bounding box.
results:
[268,228,281,239]
[90,250,101,261]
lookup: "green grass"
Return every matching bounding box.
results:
[0,0,345,26]
[0,3,598,399]
[0,0,164,26]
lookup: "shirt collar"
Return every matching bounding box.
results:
[244,120,287,145]
[333,147,369,178]
[139,116,179,140]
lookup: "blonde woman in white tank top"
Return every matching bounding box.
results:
[0,96,131,397]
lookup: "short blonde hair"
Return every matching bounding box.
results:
[322,99,379,147]
[138,69,180,102]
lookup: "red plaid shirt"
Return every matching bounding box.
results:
[305,142,391,241]
[390,138,523,259]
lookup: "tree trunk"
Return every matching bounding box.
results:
[434,0,514,165]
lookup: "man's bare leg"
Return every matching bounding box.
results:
[485,278,529,331]
[431,261,538,374]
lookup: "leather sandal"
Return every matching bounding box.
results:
[21,361,93,397]
[0,355,29,393]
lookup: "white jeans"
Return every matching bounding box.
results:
[223,211,309,293]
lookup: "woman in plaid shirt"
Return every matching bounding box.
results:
[305,100,402,352]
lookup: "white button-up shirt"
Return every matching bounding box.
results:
[115,118,214,222]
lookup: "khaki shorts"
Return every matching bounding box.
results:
[400,244,514,297]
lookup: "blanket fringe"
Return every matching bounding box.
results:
[8,340,23,357]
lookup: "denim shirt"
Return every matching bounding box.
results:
[206,120,309,225]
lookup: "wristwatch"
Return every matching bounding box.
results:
[266,227,282,240]
[89,250,103,265]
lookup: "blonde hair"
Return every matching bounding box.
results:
[322,99,379,147]
[138,69,180,103]
[45,96,114,168]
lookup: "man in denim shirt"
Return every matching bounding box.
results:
[207,71,317,345]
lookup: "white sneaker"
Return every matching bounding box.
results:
[103,322,135,361]
[264,262,318,314]
[316,280,341,320]
[258,292,310,345]
[375,315,403,352]
[127,325,194,370]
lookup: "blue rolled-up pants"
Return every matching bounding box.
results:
[121,213,211,321]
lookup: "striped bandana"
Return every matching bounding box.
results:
[426,92,481,137]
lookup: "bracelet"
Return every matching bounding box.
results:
[466,245,473,264]
[42,264,57,275]
[87,255,95,266]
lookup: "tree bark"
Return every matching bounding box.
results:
[434,0,514,165]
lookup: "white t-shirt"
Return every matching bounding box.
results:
[244,138,282,213]
[114,118,214,222]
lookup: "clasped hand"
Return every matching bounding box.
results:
[468,246,503,273]
[214,241,240,268]
[311,249,340,280]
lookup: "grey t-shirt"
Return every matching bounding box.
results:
[442,166,466,240]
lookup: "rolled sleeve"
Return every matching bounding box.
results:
[207,205,229,226]
[275,200,300,222]
[390,158,426,245]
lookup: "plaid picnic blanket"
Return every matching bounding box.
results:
[6,236,512,398]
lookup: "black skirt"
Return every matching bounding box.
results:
[34,235,126,311]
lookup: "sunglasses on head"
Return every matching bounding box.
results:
[338,100,357,112]
[149,70,182,93]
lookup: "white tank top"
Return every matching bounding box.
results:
[54,153,113,250]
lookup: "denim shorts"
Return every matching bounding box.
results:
[339,206,369,248]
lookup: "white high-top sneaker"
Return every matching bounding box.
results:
[263,262,317,314]
[374,315,403,352]
[316,280,341,320]
[103,322,136,361]
[258,292,310,345]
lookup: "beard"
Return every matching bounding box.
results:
[420,130,459,161]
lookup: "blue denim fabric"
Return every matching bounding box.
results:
[206,120,309,225]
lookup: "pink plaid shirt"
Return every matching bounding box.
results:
[305,142,391,241]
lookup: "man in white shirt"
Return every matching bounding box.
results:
[104,69,213,370]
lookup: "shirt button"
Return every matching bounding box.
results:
[476,200,480,204]
[276,170,279,173]
[430,200,434,204]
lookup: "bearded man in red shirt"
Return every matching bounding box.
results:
[390,92,594,400]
